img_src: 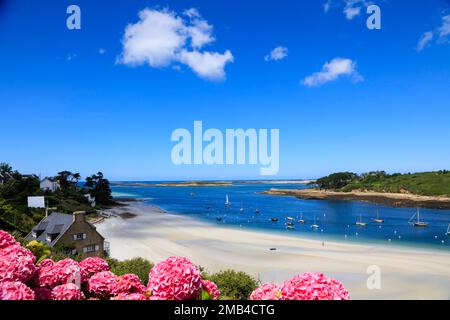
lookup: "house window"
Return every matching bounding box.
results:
[84,245,97,253]
[73,233,86,241]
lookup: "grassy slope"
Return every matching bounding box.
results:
[340,171,450,196]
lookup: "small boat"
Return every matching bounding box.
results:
[240,201,244,212]
[287,217,295,221]
[271,218,278,222]
[372,210,384,223]
[286,225,295,230]
[446,223,450,236]
[190,192,195,197]
[298,213,305,224]
[310,215,319,229]
[356,214,368,227]
[255,208,260,214]
[409,209,428,228]
[216,217,223,222]
[286,222,294,227]
[225,194,230,207]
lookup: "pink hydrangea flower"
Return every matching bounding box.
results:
[0,245,36,283]
[80,257,110,278]
[250,283,281,300]
[114,274,146,295]
[112,293,148,300]
[280,272,351,300]
[38,258,85,289]
[52,283,85,300]
[33,287,53,300]
[0,230,18,249]
[87,271,117,297]
[0,281,35,300]
[37,258,55,269]
[148,256,202,300]
[201,279,220,300]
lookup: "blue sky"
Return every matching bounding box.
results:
[1,0,450,180]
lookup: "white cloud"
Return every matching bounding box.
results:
[416,32,433,52]
[179,50,234,81]
[416,14,450,51]
[117,8,233,81]
[302,58,363,87]
[438,14,450,40]
[324,0,368,20]
[264,46,288,62]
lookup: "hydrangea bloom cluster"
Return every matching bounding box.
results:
[112,292,149,300]
[147,256,202,300]
[114,273,146,295]
[251,273,351,300]
[87,271,118,298]
[250,283,281,300]
[0,230,18,249]
[52,283,85,300]
[79,257,110,277]
[0,281,35,300]
[201,279,220,300]
[38,258,86,288]
[0,243,36,283]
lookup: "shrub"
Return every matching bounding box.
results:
[208,270,259,300]
[107,257,153,285]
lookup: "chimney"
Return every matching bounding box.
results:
[73,211,86,223]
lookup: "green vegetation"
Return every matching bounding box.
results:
[315,170,450,196]
[207,269,259,300]
[0,163,115,234]
[107,257,154,285]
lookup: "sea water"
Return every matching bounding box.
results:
[111,182,450,250]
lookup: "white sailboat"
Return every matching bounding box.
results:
[240,201,244,212]
[409,209,428,227]
[372,209,384,223]
[311,215,319,229]
[356,214,368,227]
[445,223,450,236]
[225,194,230,207]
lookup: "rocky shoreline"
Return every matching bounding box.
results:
[263,188,450,210]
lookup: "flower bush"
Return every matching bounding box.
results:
[0,230,351,300]
[80,257,110,277]
[147,256,202,300]
[250,283,281,300]
[280,272,350,300]
[114,273,146,295]
[0,281,35,300]
[201,279,220,300]
[87,271,117,298]
[52,283,85,300]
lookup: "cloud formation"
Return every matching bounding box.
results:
[264,46,288,61]
[323,0,369,20]
[417,14,450,51]
[117,8,233,81]
[302,58,363,87]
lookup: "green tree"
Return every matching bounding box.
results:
[84,172,113,206]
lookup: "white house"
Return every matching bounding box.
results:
[40,177,60,193]
[84,194,96,207]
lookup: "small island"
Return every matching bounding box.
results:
[263,171,450,209]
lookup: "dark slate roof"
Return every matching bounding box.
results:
[25,212,74,247]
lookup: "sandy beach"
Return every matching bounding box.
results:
[96,203,450,300]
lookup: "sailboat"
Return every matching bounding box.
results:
[240,201,244,213]
[311,215,319,229]
[409,209,428,228]
[372,210,384,223]
[446,223,450,236]
[255,208,260,214]
[225,194,230,207]
[356,214,368,227]
[298,213,305,224]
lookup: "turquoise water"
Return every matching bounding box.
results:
[112,182,450,250]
